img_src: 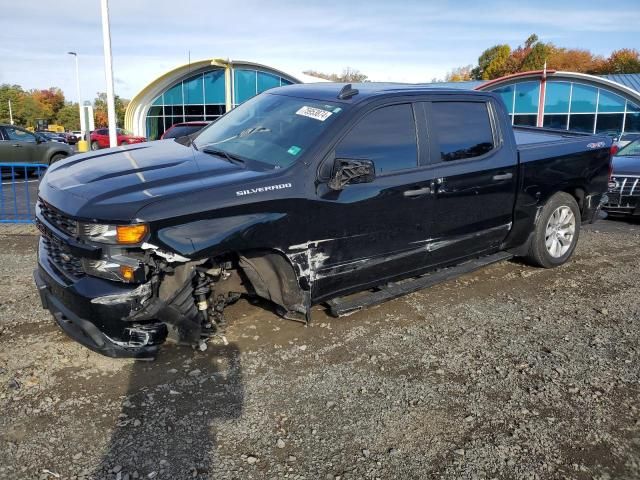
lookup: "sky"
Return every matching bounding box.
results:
[1,0,639,102]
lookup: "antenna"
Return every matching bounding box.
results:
[338,84,359,100]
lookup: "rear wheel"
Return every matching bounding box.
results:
[121,140,128,145]
[49,153,67,165]
[91,141,100,151]
[524,192,581,268]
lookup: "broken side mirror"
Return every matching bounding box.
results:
[328,158,375,190]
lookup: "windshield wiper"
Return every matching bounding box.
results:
[202,147,245,165]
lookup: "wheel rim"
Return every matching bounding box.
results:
[91,142,98,150]
[545,206,575,258]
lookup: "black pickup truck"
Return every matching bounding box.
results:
[33,83,612,358]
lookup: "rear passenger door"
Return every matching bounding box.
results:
[425,98,517,265]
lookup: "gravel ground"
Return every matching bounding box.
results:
[0,219,639,480]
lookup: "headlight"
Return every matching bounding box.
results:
[82,255,144,283]
[80,223,148,244]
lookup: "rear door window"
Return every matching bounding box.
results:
[336,103,418,174]
[4,127,37,143]
[430,102,495,162]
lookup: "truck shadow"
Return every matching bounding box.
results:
[91,342,244,479]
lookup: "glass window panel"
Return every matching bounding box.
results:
[204,70,225,104]
[544,82,571,114]
[430,102,495,162]
[280,78,293,86]
[146,116,164,141]
[596,113,624,135]
[147,106,163,116]
[513,114,537,126]
[628,101,640,113]
[514,81,539,114]
[168,105,183,116]
[234,69,257,104]
[205,105,226,116]
[543,114,568,130]
[337,104,417,173]
[152,95,163,106]
[185,105,204,116]
[257,72,281,93]
[491,85,514,114]
[183,74,204,105]
[597,90,626,113]
[163,83,183,105]
[570,84,597,113]
[569,114,595,133]
[624,112,640,133]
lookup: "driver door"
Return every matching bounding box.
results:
[1,126,37,163]
[309,102,438,301]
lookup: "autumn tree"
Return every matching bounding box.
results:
[472,44,511,80]
[445,65,474,82]
[56,103,81,130]
[302,67,369,82]
[93,92,130,128]
[603,49,640,74]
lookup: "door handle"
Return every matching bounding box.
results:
[403,186,432,197]
[492,172,513,181]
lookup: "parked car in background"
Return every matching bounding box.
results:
[64,132,79,145]
[38,131,68,144]
[603,138,640,217]
[161,121,210,140]
[90,128,146,150]
[0,124,73,164]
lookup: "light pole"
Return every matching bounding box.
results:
[67,51,88,151]
[100,0,118,148]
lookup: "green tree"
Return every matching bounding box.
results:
[473,44,512,80]
[602,49,640,74]
[55,103,81,130]
[521,43,551,71]
[93,92,130,128]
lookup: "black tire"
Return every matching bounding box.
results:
[91,141,100,151]
[49,153,67,165]
[121,140,128,145]
[523,192,581,268]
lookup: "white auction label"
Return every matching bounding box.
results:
[296,106,333,121]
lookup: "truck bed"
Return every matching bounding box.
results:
[514,126,609,163]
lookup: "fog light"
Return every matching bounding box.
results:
[120,265,135,282]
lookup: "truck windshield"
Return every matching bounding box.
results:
[193,93,345,168]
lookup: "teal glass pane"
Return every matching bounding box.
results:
[257,72,280,93]
[234,69,257,104]
[281,78,293,86]
[152,95,163,106]
[163,82,183,105]
[625,112,640,132]
[183,74,204,105]
[544,82,570,114]
[597,89,625,113]
[514,81,539,114]
[204,70,225,104]
[492,85,514,114]
[570,84,597,113]
[628,101,640,112]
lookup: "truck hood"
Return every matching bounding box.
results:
[39,140,272,222]
[612,155,640,176]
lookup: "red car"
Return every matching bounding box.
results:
[160,121,210,140]
[90,128,146,150]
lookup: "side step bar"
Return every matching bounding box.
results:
[326,251,513,317]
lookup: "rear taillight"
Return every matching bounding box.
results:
[610,144,619,157]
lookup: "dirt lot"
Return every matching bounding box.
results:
[0,219,639,480]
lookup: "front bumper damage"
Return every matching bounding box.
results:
[34,255,167,359]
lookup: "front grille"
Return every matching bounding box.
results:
[605,175,640,210]
[38,200,78,237]
[41,236,85,278]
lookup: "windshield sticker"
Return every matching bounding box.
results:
[296,106,333,122]
[287,145,302,156]
[333,107,342,113]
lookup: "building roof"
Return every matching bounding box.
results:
[601,73,640,94]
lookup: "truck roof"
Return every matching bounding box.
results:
[270,82,490,104]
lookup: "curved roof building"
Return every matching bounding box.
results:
[474,71,640,136]
[125,59,307,139]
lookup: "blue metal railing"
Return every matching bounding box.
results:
[0,163,48,223]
